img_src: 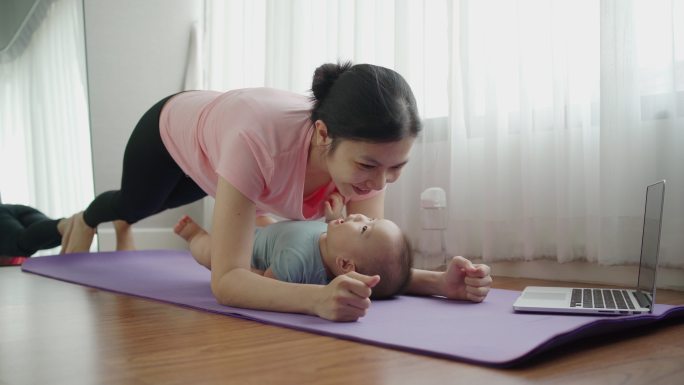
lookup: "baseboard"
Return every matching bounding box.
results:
[96,227,189,252]
[477,259,684,291]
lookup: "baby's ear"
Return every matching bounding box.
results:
[335,256,356,273]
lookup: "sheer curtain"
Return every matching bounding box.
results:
[206,0,683,267]
[598,0,683,267]
[443,0,683,266]
[0,0,93,252]
[444,1,602,264]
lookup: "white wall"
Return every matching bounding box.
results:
[84,0,205,250]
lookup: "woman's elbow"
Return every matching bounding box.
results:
[210,269,244,306]
[211,281,237,306]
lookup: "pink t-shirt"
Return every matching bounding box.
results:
[159,88,381,220]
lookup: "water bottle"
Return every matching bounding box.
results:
[417,187,447,270]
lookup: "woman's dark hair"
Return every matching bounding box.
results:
[310,62,422,152]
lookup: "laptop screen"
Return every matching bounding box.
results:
[637,180,665,297]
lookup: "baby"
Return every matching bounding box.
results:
[175,213,413,299]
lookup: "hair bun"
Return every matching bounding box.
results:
[311,61,353,101]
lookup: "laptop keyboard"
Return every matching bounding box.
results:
[570,288,636,310]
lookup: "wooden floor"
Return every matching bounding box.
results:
[1,266,683,385]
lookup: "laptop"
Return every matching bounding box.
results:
[513,180,666,315]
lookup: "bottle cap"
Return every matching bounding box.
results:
[420,187,446,208]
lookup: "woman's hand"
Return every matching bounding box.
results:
[439,256,492,302]
[324,192,346,222]
[314,272,380,321]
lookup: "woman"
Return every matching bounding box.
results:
[62,62,492,321]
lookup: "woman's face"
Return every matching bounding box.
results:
[325,137,415,199]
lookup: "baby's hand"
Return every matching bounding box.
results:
[324,192,345,222]
[440,256,492,302]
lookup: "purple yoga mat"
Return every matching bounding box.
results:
[22,250,684,367]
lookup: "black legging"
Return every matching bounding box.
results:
[83,93,207,227]
[0,204,62,256]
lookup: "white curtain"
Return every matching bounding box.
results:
[206,0,683,267]
[444,0,603,264]
[597,0,684,267]
[0,0,93,252]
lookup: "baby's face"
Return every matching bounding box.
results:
[325,214,403,266]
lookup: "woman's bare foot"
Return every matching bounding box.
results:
[56,215,73,237]
[174,215,207,243]
[113,220,136,251]
[60,212,96,254]
[58,214,76,253]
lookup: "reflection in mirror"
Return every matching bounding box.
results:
[0,0,93,255]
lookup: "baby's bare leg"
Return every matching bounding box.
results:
[255,215,278,227]
[174,215,211,269]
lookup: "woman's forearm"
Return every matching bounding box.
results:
[212,267,323,315]
[208,178,325,315]
[208,177,375,321]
